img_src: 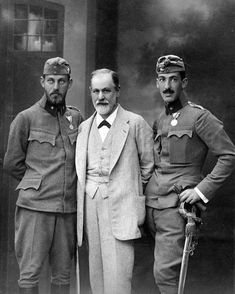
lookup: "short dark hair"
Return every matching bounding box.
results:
[179,71,186,80]
[90,68,120,91]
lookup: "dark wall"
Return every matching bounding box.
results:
[85,0,119,117]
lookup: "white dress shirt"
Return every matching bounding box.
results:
[96,105,119,142]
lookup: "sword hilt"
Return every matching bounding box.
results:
[173,184,207,212]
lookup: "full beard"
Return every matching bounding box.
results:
[46,92,65,106]
[95,104,111,115]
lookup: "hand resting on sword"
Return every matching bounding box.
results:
[179,188,201,204]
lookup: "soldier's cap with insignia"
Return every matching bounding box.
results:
[43,57,71,75]
[156,54,185,74]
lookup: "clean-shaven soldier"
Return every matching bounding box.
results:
[75,68,154,294]
[145,55,235,294]
[4,57,83,294]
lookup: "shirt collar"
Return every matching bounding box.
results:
[96,104,119,127]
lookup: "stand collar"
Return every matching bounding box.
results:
[39,95,66,116]
[165,94,188,115]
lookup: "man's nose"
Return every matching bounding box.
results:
[98,91,104,99]
[53,81,59,90]
[164,79,171,89]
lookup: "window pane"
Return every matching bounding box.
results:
[29,5,42,19]
[14,36,27,50]
[28,20,42,35]
[14,20,28,34]
[14,4,60,52]
[44,8,58,19]
[15,4,27,19]
[28,36,41,51]
[44,20,57,34]
[42,36,56,51]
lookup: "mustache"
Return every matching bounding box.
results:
[96,101,109,105]
[50,91,61,96]
[163,89,174,94]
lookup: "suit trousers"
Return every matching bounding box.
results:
[84,187,134,294]
[15,207,76,288]
[146,206,185,294]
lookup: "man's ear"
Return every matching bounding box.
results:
[116,87,120,98]
[182,78,188,89]
[40,76,45,88]
[156,78,160,89]
[68,78,73,89]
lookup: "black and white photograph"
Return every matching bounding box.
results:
[0,1,235,294]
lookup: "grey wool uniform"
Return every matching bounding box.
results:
[145,95,235,294]
[145,54,235,294]
[4,96,82,212]
[3,57,83,291]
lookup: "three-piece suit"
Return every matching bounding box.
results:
[75,105,154,294]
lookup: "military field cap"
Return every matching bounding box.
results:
[156,54,185,74]
[43,57,71,75]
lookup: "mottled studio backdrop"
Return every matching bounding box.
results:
[117,0,235,130]
[116,2,235,292]
[0,0,234,293]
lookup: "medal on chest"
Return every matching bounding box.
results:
[171,112,180,126]
[65,114,74,129]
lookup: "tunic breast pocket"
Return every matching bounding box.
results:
[168,129,193,163]
[28,129,56,155]
[28,130,56,146]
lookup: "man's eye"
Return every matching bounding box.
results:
[103,89,111,94]
[59,80,66,85]
[92,90,99,94]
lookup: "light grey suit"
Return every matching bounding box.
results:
[75,106,154,294]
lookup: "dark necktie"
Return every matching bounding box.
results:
[98,120,111,129]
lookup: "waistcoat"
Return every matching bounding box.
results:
[86,119,114,199]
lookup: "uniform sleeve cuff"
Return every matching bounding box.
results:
[194,187,209,203]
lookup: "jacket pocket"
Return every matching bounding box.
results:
[68,129,78,145]
[28,130,56,146]
[168,130,193,163]
[16,176,42,191]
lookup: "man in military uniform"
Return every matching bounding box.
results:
[145,54,235,294]
[4,57,83,294]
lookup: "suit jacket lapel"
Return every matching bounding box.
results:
[109,106,129,174]
[76,113,96,188]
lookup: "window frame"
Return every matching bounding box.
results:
[12,0,64,53]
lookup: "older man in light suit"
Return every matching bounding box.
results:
[75,68,154,294]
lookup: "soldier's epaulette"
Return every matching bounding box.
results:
[188,101,205,110]
[67,105,81,112]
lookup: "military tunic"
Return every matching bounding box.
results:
[145,96,235,294]
[4,95,83,213]
[3,95,83,288]
[146,97,235,207]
